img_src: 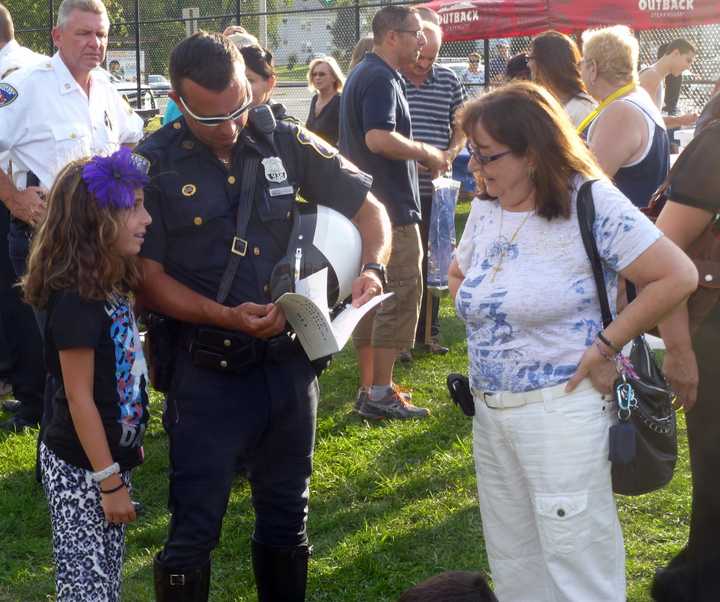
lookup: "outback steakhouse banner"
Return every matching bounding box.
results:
[420,0,720,42]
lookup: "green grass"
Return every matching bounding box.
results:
[0,201,690,601]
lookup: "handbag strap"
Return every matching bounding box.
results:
[216,152,261,304]
[576,180,613,329]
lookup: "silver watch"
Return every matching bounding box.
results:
[91,462,120,483]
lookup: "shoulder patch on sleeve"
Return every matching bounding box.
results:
[0,83,18,107]
[295,126,338,159]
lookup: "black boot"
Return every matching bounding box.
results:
[153,554,211,601]
[251,539,311,602]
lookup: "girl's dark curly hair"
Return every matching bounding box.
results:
[22,158,141,308]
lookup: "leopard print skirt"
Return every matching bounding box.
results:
[40,443,130,602]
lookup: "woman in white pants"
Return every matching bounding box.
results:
[448,82,696,602]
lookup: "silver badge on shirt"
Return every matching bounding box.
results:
[262,157,287,183]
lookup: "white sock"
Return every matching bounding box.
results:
[369,384,392,402]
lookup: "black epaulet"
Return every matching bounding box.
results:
[136,117,186,163]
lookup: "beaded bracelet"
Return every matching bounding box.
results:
[100,482,126,495]
[597,331,622,354]
[594,340,616,362]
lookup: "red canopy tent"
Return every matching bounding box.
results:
[419,0,720,41]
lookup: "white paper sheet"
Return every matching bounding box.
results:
[276,281,392,360]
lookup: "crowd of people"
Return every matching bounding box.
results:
[1,0,720,600]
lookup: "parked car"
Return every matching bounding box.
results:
[95,68,157,109]
[148,74,171,95]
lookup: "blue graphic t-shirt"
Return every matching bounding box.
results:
[455,176,662,393]
[44,290,150,471]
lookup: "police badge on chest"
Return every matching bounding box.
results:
[262,157,294,197]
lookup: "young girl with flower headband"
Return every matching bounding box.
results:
[22,147,152,601]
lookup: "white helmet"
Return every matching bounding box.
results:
[270,204,362,309]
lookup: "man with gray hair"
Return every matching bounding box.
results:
[0,0,143,433]
[400,20,466,357]
[0,3,46,78]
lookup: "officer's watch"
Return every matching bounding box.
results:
[361,263,387,286]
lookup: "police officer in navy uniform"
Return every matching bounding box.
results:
[137,33,390,601]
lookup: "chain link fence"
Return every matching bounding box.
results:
[5,0,719,121]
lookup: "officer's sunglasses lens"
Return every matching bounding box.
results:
[179,91,253,127]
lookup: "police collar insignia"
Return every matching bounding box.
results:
[295,127,337,159]
[262,157,288,183]
[82,147,150,209]
[0,83,18,107]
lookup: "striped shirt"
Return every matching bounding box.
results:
[404,64,467,199]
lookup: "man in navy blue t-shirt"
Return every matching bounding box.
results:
[339,5,449,420]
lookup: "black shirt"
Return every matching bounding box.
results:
[43,290,149,471]
[668,121,720,213]
[306,93,341,147]
[138,116,372,308]
[339,52,420,227]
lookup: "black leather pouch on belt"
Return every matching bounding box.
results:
[190,328,258,375]
[144,312,179,394]
[189,328,299,375]
[446,373,475,417]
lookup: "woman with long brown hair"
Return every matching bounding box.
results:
[23,148,152,601]
[528,30,596,127]
[448,82,696,601]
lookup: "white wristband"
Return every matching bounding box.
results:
[91,462,120,483]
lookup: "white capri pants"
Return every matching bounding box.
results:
[472,379,625,602]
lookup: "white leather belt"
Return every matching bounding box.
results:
[472,379,594,409]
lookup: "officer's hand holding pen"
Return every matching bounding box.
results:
[227,302,287,339]
[351,272,383,308]
[9,186,47,226]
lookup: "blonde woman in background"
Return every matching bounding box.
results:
[580,25,669,208]
[305,56,345,146]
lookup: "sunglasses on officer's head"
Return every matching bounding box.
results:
[178,81,254,127]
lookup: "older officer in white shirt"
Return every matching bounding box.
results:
[0,0,143,232]
[0,3,47,79]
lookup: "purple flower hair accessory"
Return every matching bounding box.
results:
[81,147,150,209]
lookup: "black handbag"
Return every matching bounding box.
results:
[577,181,677,496]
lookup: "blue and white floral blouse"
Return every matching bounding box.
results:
[455,175,662,393]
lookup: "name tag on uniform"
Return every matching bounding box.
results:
[269,185,294,197]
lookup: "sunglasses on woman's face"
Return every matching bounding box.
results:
[466,142,513,165]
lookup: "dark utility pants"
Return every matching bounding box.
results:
[2,216,44,423]
[684,306,720,597]
[158,347,318,571]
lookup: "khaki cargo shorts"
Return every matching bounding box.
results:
[353,223,423,350]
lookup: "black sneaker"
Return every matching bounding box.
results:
[2,399,21,414]
[0,415,39,433]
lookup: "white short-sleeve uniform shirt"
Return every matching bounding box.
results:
[0,52,144,190]
[455,176,662,394]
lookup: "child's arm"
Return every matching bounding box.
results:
[59,348,136,525]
